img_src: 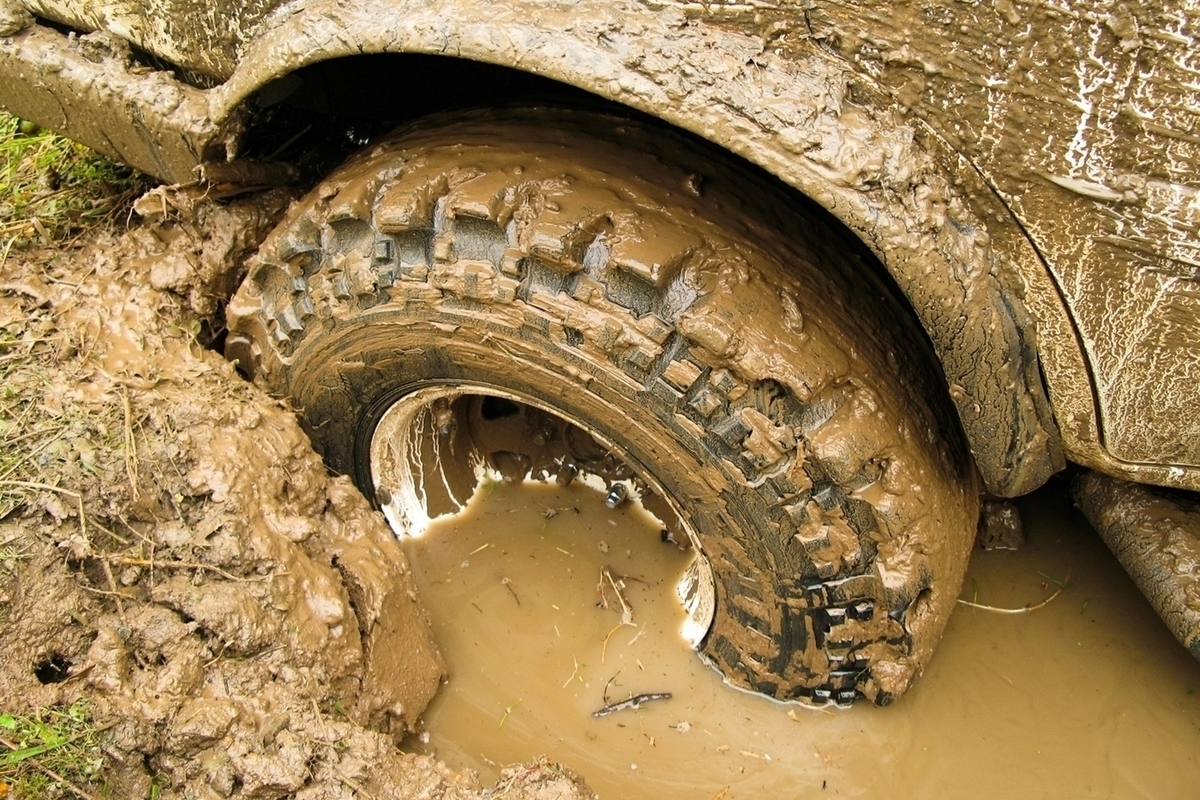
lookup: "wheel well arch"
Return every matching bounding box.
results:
[210,1,1065,496]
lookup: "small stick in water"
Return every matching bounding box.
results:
[501,576,521,606]
[592,692,672,718]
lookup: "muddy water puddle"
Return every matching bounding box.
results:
[404,478,1200,798]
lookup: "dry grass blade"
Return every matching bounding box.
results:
[956,587,1065,614]
[0,479,88,543]
[957,570,1071,614]
[122,387,139,500]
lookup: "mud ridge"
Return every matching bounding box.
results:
[0,189,595,799]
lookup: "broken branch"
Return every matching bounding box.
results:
[592,692,672,718]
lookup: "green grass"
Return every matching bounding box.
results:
[0,701,111,798]
[0,114,150,252]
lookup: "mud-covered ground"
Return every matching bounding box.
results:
[0,187,595,799]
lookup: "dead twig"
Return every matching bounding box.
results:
[76,585,132,602]
[602,671,621,704]
[501,576,521,606]
[592,692,672,718]
[89,519,130,547]
[98,557,125,617]
[121,386,139,500]
[491,763,542,800]
[113,557,244,583]
[599,567,634,624]
[960,582,1065,614]
[562,655,583,689]
[599,566,636,662]
[0,479,87,544]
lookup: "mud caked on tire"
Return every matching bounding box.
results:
[227,110,979,706]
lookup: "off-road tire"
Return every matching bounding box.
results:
[227,109,979,705]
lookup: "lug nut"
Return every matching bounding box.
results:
[555,462,578,487]
[605,483,628,509]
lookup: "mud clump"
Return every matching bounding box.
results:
[0,190,596,799]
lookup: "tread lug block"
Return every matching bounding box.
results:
[432,235,454,263]
[399,263,430,282]
[736,407,794,473]
[625,346,656,371]
[371,239,398,288]
[788,500,864,579]
[608,209,701,287]
[495,277,520,304]
[276,305,306,337]
[430,261,516,304]
[274,221,323,267]
[294,295,316,321]
[812,481,844,510]
[797,381,855,435]
[662,358,703,392]
[269,323,291,350]
[288,275,308,295]
[688,385,725,418]
[444,171,514,221]
[226,110,976,710]
[500,247,524,277]
[373,238,394,264]
[515,186,616,271]
[679,306,742,360]
[709,369,747,400]
[330,274,352,301]
[712,414,752,448]
[525,223,584,275]
[375,171,451,233]
[823,574,880,606]
[634,314,674,344]
[848,600,875,621]
[375,265,397,289]
[325,165,406,224]
[650,378,683,405]
[803,583,829,608]
[570,276,606,304]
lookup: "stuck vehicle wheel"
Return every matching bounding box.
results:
[226,109,979,706]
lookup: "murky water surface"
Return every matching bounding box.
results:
[404,478,1200,798]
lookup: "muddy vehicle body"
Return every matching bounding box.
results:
[1,0,1197,705]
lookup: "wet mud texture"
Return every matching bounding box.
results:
[0,191,594,799]
[227,109,979,707]
[1073,472,1200,660]
[3,0,1072,497]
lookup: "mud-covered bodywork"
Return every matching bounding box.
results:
[0,2,1196,523]
[1,0,1195,501]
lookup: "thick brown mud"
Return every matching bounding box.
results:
[407,478,1200,798]
[0,195,594,799]
[3,185,1198,799]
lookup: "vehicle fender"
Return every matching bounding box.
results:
[207,0,1069,496]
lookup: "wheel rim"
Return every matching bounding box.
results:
[367,383,716,648]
